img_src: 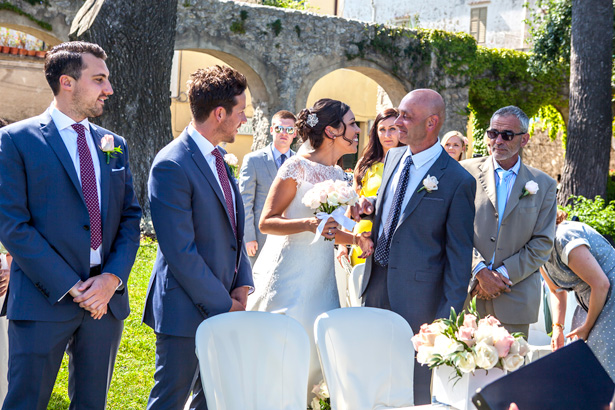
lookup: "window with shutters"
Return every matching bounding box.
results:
[470,7,487,44]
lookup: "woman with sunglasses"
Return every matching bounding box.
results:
[540,209,615,382]
[441,130,468,162]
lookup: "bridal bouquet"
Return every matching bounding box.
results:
[302,179,358,243]
[411,298,529,379]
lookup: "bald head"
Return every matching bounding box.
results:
[394,89,446,153]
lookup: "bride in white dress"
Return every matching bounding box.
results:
[247,99,373,398]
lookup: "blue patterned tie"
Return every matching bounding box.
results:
[279,153,287,167]
[374,156,413,266]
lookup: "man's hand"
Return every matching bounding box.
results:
[230,286,249,309]
[471,283,494,300]
[72,273,120,319]
[475,268,512,299]
[246,240,258,257]
[229,298,245,312]
[0,268,9,297]
[356,231,374,258]
[350,197,374,222]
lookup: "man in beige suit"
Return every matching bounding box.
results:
[462,106,556,336]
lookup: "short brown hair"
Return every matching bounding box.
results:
[45,41,107,95]
[187,65,247,123]
[272,110,296,123]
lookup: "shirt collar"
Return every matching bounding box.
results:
[403,140,443,169]
[187,123,216,158]
[493,156,521,175]
[271,144,291,161]
[49,103,90,133]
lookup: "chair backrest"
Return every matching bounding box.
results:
[314,307,415,410]
[195,311,310,410]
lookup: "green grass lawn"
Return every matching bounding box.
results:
[48,239,158,409]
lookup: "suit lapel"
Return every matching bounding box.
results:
[181,133,234,233]
[396,149,448,229]
[90,125,110,230]
[40,114,84,204]
[478,157,497,211]
[502,161,529,222]
[264,144,278,180]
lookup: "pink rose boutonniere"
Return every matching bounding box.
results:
[100,134,123,164]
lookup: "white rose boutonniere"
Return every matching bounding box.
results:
[418,174,439,193]
[520,180,539,199]
[100,134,123,164]
[224,153,239,178]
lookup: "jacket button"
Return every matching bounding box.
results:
[490,236,496,242]
[83,225,90,231]
[231,246,237,252]
[494,213,498,219]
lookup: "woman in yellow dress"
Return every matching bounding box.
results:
[349,108,402,265]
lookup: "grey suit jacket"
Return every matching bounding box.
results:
[362,147,476,333]
[143,130,253,338]
[239,144,293,262]
[462,156,557,325]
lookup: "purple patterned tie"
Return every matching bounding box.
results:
[72,124,102,250]
[211,148,237,238]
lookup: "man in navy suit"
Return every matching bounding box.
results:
[144,65,253,410]
[0,41,142,410]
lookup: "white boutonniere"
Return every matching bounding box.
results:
[520,180,539,199]
[100,134,123,164]
[224,153,239,178]
[418,174,439,193]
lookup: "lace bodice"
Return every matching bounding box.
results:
[278,156,345,188]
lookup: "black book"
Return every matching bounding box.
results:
[472,340,614,410]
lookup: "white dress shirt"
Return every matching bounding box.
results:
[378,141,443,237]
[187,124,236,221]
[49,104,102,266]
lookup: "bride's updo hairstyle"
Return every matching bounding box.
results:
[296,98,350,149]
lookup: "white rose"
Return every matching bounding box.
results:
[474,341,499,370]
[422,175,439,192]
[431,321,448,334]
[455,350,477,374]
[502,354,525,372]
[509,339,520,355]
[524,180,539,195]
[101,134,115,152]
[474,324,496,345]
[416,345,435,365]
[434,334,464,357]
[223,153,238,166]
[517,337,530,356]
[311,398,321,410]
[327,192,341,207]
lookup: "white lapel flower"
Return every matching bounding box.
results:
[100,134,123,164]
[223,153,239,178]
[418,174,439,193]
[520,180,539,199]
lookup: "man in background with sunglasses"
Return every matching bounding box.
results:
[239,110,297,265]
[462,105,557,337]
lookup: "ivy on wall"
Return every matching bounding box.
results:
[0,1,52,31]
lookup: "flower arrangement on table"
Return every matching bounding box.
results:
[302,179,358,242]
[310,380,330,410]
[411,298,530,379]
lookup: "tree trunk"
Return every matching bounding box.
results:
[557,0,613,205]
[72,0,178,221]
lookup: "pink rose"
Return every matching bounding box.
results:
[456,325,475,347]
[412,323,441,350]
[463,314,478,329]
[493,328,515,358]
[411,333,424,351]
[101,134,114,152]
[478,315,501,327]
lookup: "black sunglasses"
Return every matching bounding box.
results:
[486,129,525,141]
[273,125,296,135]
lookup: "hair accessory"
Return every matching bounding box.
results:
[307,113,319,128]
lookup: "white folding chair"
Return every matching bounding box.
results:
[195,311,310,410]
[314,307,415,410]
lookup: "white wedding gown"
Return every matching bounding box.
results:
[247,156,344,399]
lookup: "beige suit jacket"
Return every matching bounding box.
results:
[462,156,557,325]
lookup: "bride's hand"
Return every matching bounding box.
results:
[356,231,374,258]
[308,217,338,239]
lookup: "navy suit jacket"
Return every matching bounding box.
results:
[0,111,142,321]
[362,147,476,333]
[143,130,253,338]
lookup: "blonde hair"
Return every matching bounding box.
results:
[441,130,468,161]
